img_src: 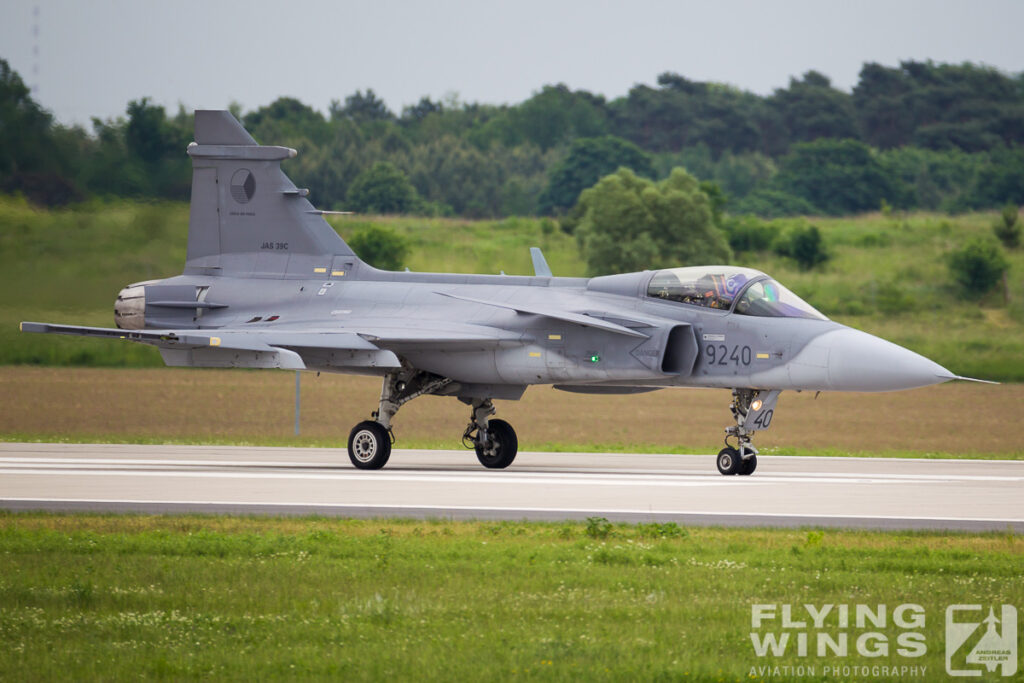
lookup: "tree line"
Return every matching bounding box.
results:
[2,57,1024,217]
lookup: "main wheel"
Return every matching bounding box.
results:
[716,447,742,475]
[738,454,758,475]
[475,418,518,469]
[347,421,391,470]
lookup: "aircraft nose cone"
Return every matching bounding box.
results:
[821,328,953,391]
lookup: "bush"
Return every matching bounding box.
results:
[723,214,780,253]
[993,203,1021,248]
[947,238,1009,296]
[348,226,410,271]
[585,517,612,539]
[347,162,419,214]
[775,224,829,270]
[729,188,817,218]
[636,522,687,539]
[1,171,83,207]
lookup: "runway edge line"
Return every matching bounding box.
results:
[3,498,1023,532]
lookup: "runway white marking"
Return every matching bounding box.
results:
[2,444,1022,529]
[0,467,740,487]
[4,458,1019,485]
[5,456,1023,480]
[3,497,1022,526]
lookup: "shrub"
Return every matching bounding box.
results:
[947,238,1009,296]
[730,188,817,218]
[348,226,410,271]
[775,224,829,270]
[2,171,83,207]
[805,530,825,547]
[636,522,687,539]
[723,214,780,253]
[585,516,612,540]
[993,203,1021,248]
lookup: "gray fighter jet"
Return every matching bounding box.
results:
[20,111,985,475]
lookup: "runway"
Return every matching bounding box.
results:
[2,443,1023,531]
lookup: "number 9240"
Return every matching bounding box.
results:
[705,344,752,367]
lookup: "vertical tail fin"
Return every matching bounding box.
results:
[184,110,357,278]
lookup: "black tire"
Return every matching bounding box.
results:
[716,447,742,475]
[475,418,518,469]
[738,454,758,475]
[347,421,391,470]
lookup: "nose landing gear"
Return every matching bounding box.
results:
[717,388,780,476]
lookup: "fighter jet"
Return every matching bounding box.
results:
[20,111,987,475]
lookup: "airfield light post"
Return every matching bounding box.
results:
[294,371,301,436]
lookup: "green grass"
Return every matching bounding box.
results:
[1,196,1022,379]
[1,514,1021,680]
[1,432,1022,460]
[0,197,187,367]
[335,214,583,277]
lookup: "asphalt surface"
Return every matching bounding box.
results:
[2,443,1023,531]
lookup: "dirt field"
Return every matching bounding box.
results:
[0,367,1018,456]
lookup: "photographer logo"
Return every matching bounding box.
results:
[945,605,1017,677]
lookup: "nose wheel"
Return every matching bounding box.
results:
[717,446,757,475]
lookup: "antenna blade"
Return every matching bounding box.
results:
[530,247,553,277]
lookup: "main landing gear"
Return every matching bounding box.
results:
[461,398,518,469]
[345,370,519,470]
[716,388,779,476]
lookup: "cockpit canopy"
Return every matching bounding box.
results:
[646,266,827,320]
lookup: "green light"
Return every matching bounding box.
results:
[590,354,600,363]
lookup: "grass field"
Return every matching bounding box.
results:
[1,513,1021,681]
[1,367,1019,458]
[1,196,1022,380]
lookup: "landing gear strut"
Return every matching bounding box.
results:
[346,370,451,469]
[717,388,779,476]
[462,398,518,469]
[345,370,520,470]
